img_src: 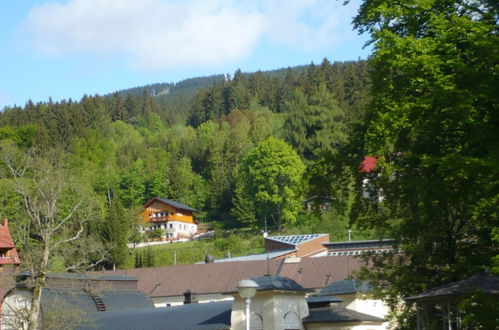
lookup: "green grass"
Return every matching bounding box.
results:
[130,231,265,268]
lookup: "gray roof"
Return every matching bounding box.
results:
[250,275,312,293]
[307,295,343,308]
[304,195,335,203]
[266,234,328,246]
[317,279,371,296]
[307,295,343,304]
[41,289,154,314]
[303,305,385,324]
[210,249,296,263]
[406,271,499,302]
[78,301,232,330]
[323,239,395,250]
[17,272,137,283]
[147,197,198,212]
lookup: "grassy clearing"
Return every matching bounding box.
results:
[130,230,265,268]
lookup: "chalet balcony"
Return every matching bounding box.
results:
[0,254,19,265]
[149,214,194,224]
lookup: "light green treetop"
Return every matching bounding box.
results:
[234,137,305,231]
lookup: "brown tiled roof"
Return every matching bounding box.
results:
[0,219,20,265]
[0,221,15,249]
[95,256,363,298]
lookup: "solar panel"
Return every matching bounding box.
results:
[269,234,325,245]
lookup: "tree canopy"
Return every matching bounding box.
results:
[233,137,305,232]
[351,0,499,326]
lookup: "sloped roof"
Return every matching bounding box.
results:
[80,301,232,330]
[95,256,363,298]
[303,305,385,324]
[317,279,371,296]
[406,271,499,302]
[359,156,377,173]
[304,195,335,203]
[307,294,343,309]
[323,239,396,250]
[143,197,198,212]
[0,219,20,265]
[0,221,15,249]
[266,234,328,247]
[41,289,154,314]
[210,249,296,263]
[249,275,312,293]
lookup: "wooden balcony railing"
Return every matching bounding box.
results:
[149,214,195,224]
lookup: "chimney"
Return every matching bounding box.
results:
[183,289,198,304]
[2,218,7,227]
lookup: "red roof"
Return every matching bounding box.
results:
[0,219,15,249]
[359,156,377,173]
[0,219,21,265]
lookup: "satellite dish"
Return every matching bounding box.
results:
[263,232,268,238]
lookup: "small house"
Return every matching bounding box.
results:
[142,198,198,240]
[304,195,334,212]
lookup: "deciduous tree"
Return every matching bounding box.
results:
[350,0,499,326]
[0,143,103,330]
[233,137,305,231]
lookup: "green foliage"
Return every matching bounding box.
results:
[0,59,372,270]
[351,0,499,325]
[132,232,264,268]
[234,137,305,231]
[104,198,131,269]
[459,291,499,328]
[283,84,348,162]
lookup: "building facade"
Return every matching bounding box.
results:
[142,198,198,239]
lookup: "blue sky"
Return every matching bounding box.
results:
[0,0,371,110]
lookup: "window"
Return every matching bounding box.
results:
[169,224,173,229]
[283,311,301,330]
[250,313,263,330]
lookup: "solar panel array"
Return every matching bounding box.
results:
[270,234,324,245]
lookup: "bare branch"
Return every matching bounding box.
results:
[53,223,85,248]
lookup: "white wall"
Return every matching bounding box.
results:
[231,291,309,330]
[1,289,32,330]
[152,294,233,307]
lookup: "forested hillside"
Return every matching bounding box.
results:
[2,0,496,328]
[0,59,370,270]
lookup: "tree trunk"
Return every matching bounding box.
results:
[27,240,50,330]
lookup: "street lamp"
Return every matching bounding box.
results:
[237,279,259,330]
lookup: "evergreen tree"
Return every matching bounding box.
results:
[104,197,130,269]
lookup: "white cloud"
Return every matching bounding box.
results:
[261,0,360,52]
[21,0,360,71]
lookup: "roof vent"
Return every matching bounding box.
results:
[284,257,301,264]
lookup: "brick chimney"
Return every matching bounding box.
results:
[2,218,7,227]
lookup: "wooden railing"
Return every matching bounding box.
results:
[149,214,195,224]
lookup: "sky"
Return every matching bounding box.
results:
[0,0,371,110]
